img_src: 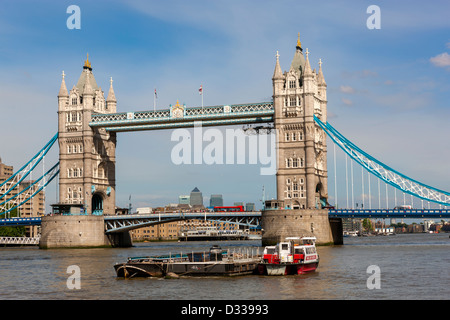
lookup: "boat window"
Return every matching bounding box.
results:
[281,244,289,251]
[267,248,275,254]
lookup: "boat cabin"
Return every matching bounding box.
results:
[262,236,318,264]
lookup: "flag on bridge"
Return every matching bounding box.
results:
[199,85,203,95]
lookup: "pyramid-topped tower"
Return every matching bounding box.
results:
[273,35,328,210]
[57,55,117,215]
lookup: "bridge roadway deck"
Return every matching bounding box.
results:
[1,209,449,229]
[103,212,262,233]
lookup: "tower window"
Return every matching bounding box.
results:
[289,80,296,89]
[290,97,296,106]
[285,132,290,141]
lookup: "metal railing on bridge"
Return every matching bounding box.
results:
[0,236,40,245]
[89,102,274,132]
[328,208,450,219]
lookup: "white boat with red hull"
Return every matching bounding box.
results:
[257,237,319,276]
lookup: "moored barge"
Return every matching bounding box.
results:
[114,245,262,278]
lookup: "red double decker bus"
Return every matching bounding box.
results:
[213,206,244,212]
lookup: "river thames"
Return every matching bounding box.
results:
[0,233,448,300]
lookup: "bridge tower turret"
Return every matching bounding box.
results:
[57,55,116,215]
[262,35,340,246]
[272,34,328,210]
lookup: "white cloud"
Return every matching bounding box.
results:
[339,85,356,94]
[341,98,353,106]
[430,52,450,68]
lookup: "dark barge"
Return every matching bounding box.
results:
[114,245,262,278]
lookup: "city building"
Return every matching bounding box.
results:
[0,158,44,237]
[245,203,256,211]
[210,194,223,207]
[131,221,179,241]
[190,187,203,206]
[0,158,13,179]
[179,195,190,205]
[136,207,152,214]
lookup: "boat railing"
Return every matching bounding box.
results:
[126,247,262,264]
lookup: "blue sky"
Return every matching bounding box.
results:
[1,0,450,212]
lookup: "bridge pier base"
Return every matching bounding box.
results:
[261,209,343,246]
[39,215,132,249]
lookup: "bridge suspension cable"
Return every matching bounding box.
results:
[0,133,59,216]
[0,133,58,200]
[314,116,450,206]
[0,162,59,216]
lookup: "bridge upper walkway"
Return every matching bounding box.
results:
[89,102,274,132]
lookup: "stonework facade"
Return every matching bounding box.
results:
[273,36,328,210]
[57,56,117,215]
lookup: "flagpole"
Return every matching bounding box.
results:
[154,88,157,112]
[199,84,203,109]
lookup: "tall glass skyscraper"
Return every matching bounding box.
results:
[190,187,203,206]
[210,194,223,207]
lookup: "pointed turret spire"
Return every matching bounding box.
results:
[273,50,283,80]
[107,77,116,102]
[303,48,313,75]
[317,58,326,85]
[84,53,92,70]
[296,32,302,50]
[82,68,94,95]
[58,71,69,97]
[290,33,306,76]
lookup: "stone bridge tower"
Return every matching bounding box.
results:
[273,34,328,210]
[262,35,342,246]
[57,55,117,215]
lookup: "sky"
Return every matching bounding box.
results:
[0,0,449,214]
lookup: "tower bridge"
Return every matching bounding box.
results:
[2,34,450,248]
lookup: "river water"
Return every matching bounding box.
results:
[0,233,448,300]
